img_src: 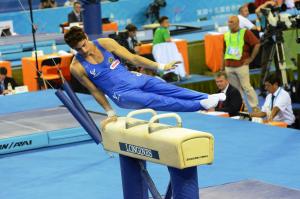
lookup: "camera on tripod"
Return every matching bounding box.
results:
[259,2,300,103]
[261,1,300,43]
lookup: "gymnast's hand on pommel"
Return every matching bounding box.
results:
[101,115,118,131]
[158,61,181,71]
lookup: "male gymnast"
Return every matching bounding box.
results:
[64,27,226,126]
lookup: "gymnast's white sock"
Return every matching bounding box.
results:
[200,93,226,110]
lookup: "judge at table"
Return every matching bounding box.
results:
[251,74,295,127]
[213,72,243,116]
[68,2,82,23]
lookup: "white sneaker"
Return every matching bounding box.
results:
[200,93,226,110]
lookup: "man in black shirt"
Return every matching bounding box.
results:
[115,24,142,71]
[116,24,140,54]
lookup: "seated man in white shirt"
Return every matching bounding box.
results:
[251,74,295,127]
[238,5,257,30]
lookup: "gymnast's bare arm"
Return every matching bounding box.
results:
[98,38,179,70]
[70,59,114,113]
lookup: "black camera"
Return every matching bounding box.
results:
[261,4,300,32]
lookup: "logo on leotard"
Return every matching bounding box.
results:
[108,57,114,63]
[112,92,120,101]
[110,59,120,70]
[90,68,100,78]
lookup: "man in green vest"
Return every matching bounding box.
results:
[153,16,171,45]
[222,15,260,112]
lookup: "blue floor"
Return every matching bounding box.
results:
[0,90,300,199]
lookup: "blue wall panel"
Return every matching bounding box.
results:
[0,0,248,35]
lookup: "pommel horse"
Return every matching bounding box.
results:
[56,82,214,199]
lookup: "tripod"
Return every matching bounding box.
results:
[261,29,289,89]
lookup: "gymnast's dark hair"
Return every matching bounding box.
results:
[64,26,87,48]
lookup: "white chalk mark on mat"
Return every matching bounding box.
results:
[0,120,43,132]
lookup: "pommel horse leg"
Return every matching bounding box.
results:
[168,166,199,199]
[119,155,199,199]
[119,155,149,199]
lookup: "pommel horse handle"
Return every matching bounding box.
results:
[125,109,157,129]
[148,113,183,134]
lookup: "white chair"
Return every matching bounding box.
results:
[152,42,186,78]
